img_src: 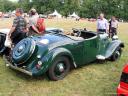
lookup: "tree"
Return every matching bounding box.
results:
[0,0,128,20]
[0,0,17,12]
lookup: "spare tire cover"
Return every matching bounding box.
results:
[12,38,36,64]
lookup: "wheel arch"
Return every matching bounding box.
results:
[40,47,76,74]
[50,47,76,68]
[60,54,75,69]
[105,40,124,58]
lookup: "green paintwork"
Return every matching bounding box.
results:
[9,31,124,76]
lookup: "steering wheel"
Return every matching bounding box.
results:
[77,31,82,37]
[72,28,82,37]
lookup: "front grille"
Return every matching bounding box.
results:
[120,72,128,84]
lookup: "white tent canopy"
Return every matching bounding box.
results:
[69,12,80,18]
[49,10,62,18]
[12,10,16,14]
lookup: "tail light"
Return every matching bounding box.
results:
[36,61,42,69]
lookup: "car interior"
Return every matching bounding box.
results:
[80,31,97,39]
[68,29,97,40]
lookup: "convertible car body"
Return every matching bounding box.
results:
[117,63,128,96]
[5,29,124,81]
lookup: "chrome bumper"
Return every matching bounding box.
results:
[9,64,32,76]
[3,55,32,76]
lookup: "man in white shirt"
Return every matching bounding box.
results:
[97,13,109,33]
[109,16,118,37]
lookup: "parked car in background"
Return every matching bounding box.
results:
[88,18,96,22]
[0,12,3,18]
[117,63,128,96]
[3,14,11,18]
[4,28,124,81]
[39,14,47,19]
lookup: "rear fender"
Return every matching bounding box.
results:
[104,40,124,58]
[38,47,75,74]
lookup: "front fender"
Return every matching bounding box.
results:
[35,47,75,75]
[104,40,124,58]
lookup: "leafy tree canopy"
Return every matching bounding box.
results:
[1,0,128,20]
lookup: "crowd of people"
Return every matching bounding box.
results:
[8,8,45,45]
[97,13,118,38]
[7,8,119,46]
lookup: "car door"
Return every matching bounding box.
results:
[83,37,99,64]
[69,41,84,66]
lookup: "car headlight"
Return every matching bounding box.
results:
[36,61,42,69]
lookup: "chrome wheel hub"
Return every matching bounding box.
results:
[18,45,24,53]
[58,63,64,72]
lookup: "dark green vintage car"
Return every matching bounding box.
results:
[5,29,124,81]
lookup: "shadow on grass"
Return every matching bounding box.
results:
[8,60,112,81]
[7,68,50,82]
[76,59,111,68]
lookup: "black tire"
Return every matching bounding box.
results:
[47,56,70,81]
[110,47,122,61]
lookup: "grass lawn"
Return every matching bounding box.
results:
[0,18,128,96]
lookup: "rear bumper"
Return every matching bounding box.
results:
[8,64,32,76]
[3,55,32,76]
[117,84,128,96]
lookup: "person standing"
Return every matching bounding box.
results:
[8,8,28,45]
[109,16,118,38]
[97,13,109,33]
